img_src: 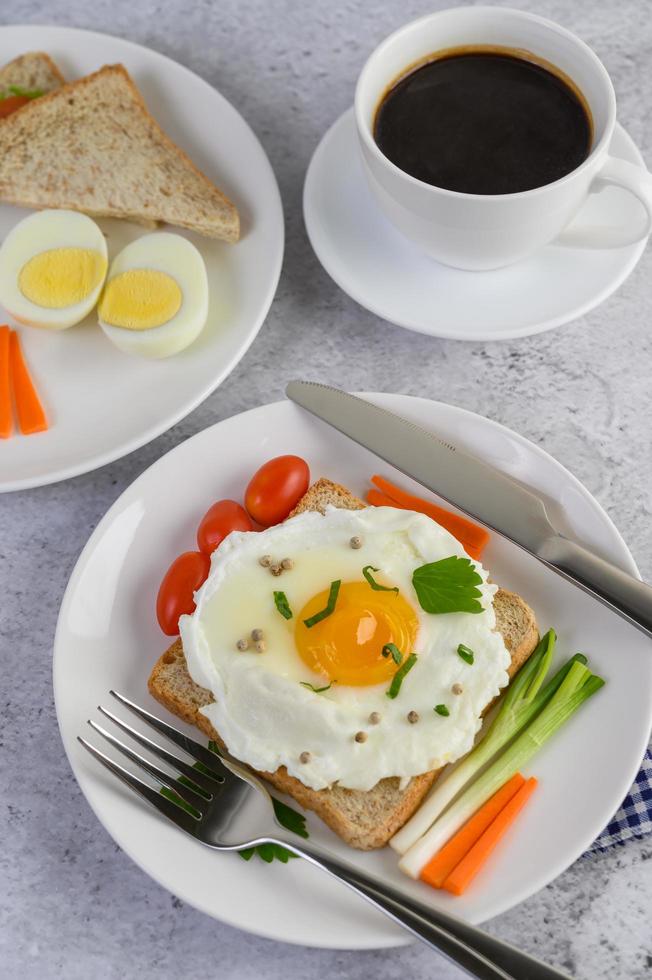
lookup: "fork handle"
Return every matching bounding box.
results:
[279,840,571,980]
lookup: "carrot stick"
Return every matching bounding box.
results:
[441,777,538,896]
[419,773,525,889]
[371,475,490,558]
[0,326,11,438]
[9,330,48,434]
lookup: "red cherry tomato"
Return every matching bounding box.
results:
[197,499,254,555]
[156,550,210,636]
[245,455,310,527]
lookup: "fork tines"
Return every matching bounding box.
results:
[78,691,226,831]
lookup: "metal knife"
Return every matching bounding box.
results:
[286,380,652,639]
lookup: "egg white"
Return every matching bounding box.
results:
[98,232,208,358]
[0,210,107,330]
[181,506,510,792]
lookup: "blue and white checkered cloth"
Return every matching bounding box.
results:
[587,748,652,852]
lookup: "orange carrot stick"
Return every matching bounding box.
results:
[441,777,538,896]
[9,330,48,434]
[419,773,525,889]
[0,326,11,438]
[371,475,490,558]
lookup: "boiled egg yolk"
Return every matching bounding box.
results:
[98,269,182,330]
[295,581,419,687]
[18,248,107,308]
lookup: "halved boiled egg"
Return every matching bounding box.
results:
[0,210,108,330]
[98,233,209,358]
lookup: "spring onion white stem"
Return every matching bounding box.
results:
[399,660,604,878]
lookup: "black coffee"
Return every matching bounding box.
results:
[374,48,592,195]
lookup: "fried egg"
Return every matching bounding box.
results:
[181,506,510,792]
[0,210,108,329]
[98,232,208,358]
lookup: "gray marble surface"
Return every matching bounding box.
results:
[2,0,651,977]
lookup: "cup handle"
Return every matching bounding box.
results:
[556,155,652,248]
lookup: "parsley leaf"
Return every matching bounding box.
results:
[274,590,293,620]
[300,680,334,694]
[381,642,403,665]
[386,652,417,699]
[362,565,398,594]
[272,797,309,838]
[412,556,484,615]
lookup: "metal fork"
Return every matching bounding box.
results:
[79,692,572,980]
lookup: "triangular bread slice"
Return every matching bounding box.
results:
[0,64,239,241]
[0,52,65,94]
[148,478,539,849]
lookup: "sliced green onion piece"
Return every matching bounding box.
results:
[274,591,293,620]
[457,644,475,665]
[362,565,398,594]
[382,642,403,665]
[303,580,341,628]
[300,681,333,694]
[386,652,417,699]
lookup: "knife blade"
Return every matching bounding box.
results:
[286,381,652,638]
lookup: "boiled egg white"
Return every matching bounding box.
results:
[0,210,108,330]
[98,232,209,358]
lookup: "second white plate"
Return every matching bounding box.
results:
[54,393,652,949]
[0,25,283,492]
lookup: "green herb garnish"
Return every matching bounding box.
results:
[386,652,417,699]
[362,565,398,594]
[412,556,483,615]
[238,797,308,862]
[303,579,341,628]
[434,704,450,717]
[300,680,334,694]
[457,643,475,665]
[274,590,293,620]
[382,642,403,665]
[9,85,44,99]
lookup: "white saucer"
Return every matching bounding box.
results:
[304,109,648,341]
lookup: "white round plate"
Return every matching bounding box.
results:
[304,109,648,341]
[54,393,652,948]
[0,25,283,492]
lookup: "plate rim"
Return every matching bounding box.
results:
[0,24,284,493]
[53,393,650,949]
[303,108,648,342]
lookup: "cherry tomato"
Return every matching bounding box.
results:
[156,550,210,636]
[245,455,310,527]
[197,499,254,555]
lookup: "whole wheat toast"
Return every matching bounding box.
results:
[0,52,65,94]
[0,64,239,241]
[149,478,538,849]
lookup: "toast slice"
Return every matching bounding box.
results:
[0,64,239,241]
[0,52,65,94]
[149,478,539,849]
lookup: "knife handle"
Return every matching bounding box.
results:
[539,537,652,636]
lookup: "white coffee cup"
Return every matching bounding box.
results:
[354,6,652,270]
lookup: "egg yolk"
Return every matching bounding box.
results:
[98,269,182,330]
[19,248,107,308]
[295,580,419,687]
